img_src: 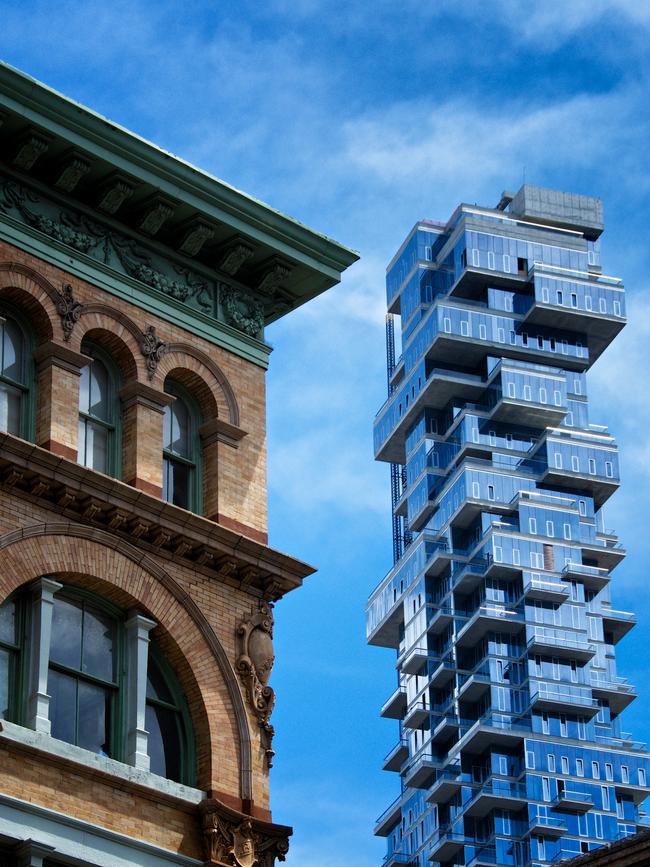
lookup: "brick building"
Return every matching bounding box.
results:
[0,62,357,867]
[559,829,650,865]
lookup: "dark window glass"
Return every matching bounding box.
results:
[78,357,115,474]
[0,599,15,644]
[0,318,27,436]
[162,385,198,511]
[0,649,10,719]
[48,596,116,755]
[146,653,189,784]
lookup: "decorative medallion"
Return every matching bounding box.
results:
[138,324,167,380]
[54,283,83,342]
[236,600,276,766]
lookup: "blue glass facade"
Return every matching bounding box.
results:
[369,186,649,866]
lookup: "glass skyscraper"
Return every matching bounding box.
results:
[368,185,649,866]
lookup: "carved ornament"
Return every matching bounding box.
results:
[54,283,83,342]
[219,240,254,276]
[201,801,290,867]
[220,284,264,338]
[236,601,276,766]
[138,324,167,380]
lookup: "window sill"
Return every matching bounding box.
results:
[0,719,206,809]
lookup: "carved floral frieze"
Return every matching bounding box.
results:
[0,171,269,340]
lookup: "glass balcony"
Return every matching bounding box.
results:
[552,788,593,813]
[374,794,402,836]
[530,684,600,718]
[431,712,461,747]
[403,748,439,789]
[426,766,464,804]
[455,713,531,753]
[527,627,596,662]
[614,777,650,805]
[590,674,636,716]
[403,697,431,729]
[456,604,524,648]
[427,829,468,861]
[381,685,408,720]
[463,780,528,819]
[601,606,636,644]
[457,668,492,703]
[523,575,571,603]
[561,562,610,593]
[430,658,456,689]
[525,813,567,838]
[383,853,418,867]
[382,738,409,773]
[398,642,437,675]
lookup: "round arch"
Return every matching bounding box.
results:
[0,522,253,798]
[74,304,144,381]
[157,344,239,426]
[0,262,59,343]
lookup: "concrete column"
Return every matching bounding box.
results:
[125,610,157,770]
[26,577,62,734]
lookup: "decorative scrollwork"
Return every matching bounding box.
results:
[236,600,276,767]
[54,283,83,342]
[138,325,167,380]
[201,801,290,867]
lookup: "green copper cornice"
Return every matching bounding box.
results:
[0,61,359,327]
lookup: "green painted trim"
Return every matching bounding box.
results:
[0,302,37,442]
[0,216,273,369]
[0,62,359,277]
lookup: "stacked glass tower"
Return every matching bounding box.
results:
[368,185,650,867]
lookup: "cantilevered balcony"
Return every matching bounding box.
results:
[383,853,418,867]
[590,674,636,716]
[454,713,531,755]
[431,713,461,747]
[614,777,650,805]
[398,642,438,675]
[403,745,440,789]
[374,795,403,836]
[430,657,456,689]
[462,780,528,818]
[383,738,409,772]
[381,685,408,720]
[427,828,468,862]
[404,695,431,729]
[552,788,593,813]
[561,562,610,593]
[426,765,464,804]
[456,604,524,648]
[601,606,636,644]
[530,684,600,718]
[527,626,596,662]
[525,813,567,838]
[539,464,619,511]
[523,575,571,603]
[457,667,491,703]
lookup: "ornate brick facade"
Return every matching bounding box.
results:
[0,62,357,867]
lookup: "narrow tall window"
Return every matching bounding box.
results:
[145,651,192,784]
[78,355,117,474]
[163,383,201,511]
[0,597,19,721]
[0,317,28,436]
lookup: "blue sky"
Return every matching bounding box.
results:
[3,2,650,864]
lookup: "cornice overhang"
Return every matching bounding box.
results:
[0,433,315,600]
[0,61,359,335]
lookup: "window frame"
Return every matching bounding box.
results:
[162,380,203,514]
[77,342,122,478]
[0,306,36,441]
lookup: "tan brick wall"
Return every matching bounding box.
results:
[0,241,282,855]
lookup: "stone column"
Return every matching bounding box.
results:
[125,610,157,770]
[26,576,62,733]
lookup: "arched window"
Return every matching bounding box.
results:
[162,382,201,511]
[78,350,120,475]
[0,585,194,785]
[0,316,30,437]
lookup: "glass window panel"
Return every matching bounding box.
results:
[146,702,181,782]
[170,400,191,457]
[0,599,16,644]
[79,364,90,414]
[49,669,77,745]
[82,607,115,681]
[146,657,174,704]
[88,359,110,421]
[0,649,10,719]
[0,383,22,435]
[50,598,83,670]
[169,460,190,509]
[88,422,108,473]
[1,319,24,383]
[77,418,87,465]
[77,680,111,755]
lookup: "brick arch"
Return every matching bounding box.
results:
[73,304,144,381]
[0,522,253,799]
[157,345,239,426]
[0,261,59,343]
